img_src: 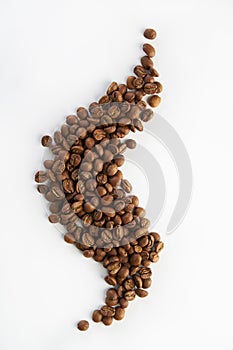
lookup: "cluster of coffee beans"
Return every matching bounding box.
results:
[35,28,163,331]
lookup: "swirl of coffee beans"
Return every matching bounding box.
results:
[35,28,164,331]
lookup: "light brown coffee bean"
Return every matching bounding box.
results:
[64,233,76,244]
[130,253,142,266]
[148,95,161,108]
[114,307,125,320]
[127,76,136,89]
[134,65,147,77]
[124,290,136,301]
[102,316,113,326]
[144,28,157,40]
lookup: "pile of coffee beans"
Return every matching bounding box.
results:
[35,28,163,331]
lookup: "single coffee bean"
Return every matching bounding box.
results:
[144,28,157,40]
[140,267,152,279]
[149,67,159,77]
[64,233,76,244]
[148,95,161,108]
[135,289,148,298]
[48,214,60,223]
[83,249,95,258]
[155,241,164,253]
[130,253,142,266]
[105,275,117,286]
[133,77,144,89]
[126,139,136,149]
[37,184,49,194]
[121,179,132,193]
[114,307,125,320]
[77,320,89,331]
[100,305,115,317]
[92,310,103,323]
[35,171,47,183]
[124,92,135,102]
[141,109,154,122]
[127,76,136,89]
[134,275,143,288]
[41,135,52,147]
[134,207,146,218]
[118,266,129,280]
[106,288,118,301]
[119,298,129,308]
[143,43,156,57]
[142,278,152,289]
[124,290,136,301]
[118,84,127,95]
[134,65,147,78]
[141,56,153,69]
[102,316,113,326]
[106,164,118,176]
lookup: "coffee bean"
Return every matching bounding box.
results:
[148,94,161,108]
[144,28,157,40]
[64,233,76,244]
[37,184,49,194]
[155,241,164,253]
[134,65,146,78]
[102,316,113,326]
[100,305,115,317]
[48,214,60,223]
[77,320,89,331]
[106,164,118,176]
[135,289,148,298]
[133,77,144,89]
[141,56,153,69]
[127,76,136,89]
[139,267,152,279]
[41,135,52,147]
[83,249,95,258]
[92,310,102,323]
[130,253,142,266]
[114,307,125,320]
[105,275,117,286]
[121,179,132,193]
[117,266,129,280]
[124,290,136,301]
[107,82,118,95]
[142,278,152,289]
[119,298,129,308]
[35,171,47,183]
[143,43,156,58]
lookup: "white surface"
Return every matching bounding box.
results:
[0,0,233,349]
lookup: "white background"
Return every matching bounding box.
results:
[0,0,233,349]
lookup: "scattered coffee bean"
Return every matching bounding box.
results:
[143,43,156,58]
[144,28,157,40]
[41,135,52,147]
[77,320,89,331]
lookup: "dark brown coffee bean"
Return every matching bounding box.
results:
[106,288,118,300]
[144,28,157,40]
[108,261,121,275]
[124,278,135,291]
[100,305,115,317]
[77,320,89,331]
[102,316,113,326]
[64,233,76,244]
[142,278,152,289]
[127,76,136,89]
[141,56,153,69]
[48,214,60,223]
[35,171,47,183]
[119,298,129,308]
[134,65,146,78]
[135,289,148,298]
[149,67,159,77]
[92,310,103,323]
[105,275,117,286]
[148,95,161,108]
[41,135,52,147]
[143,43,156,57]
[124,290,136,301]
[130,253,142,266]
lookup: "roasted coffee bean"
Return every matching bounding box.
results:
[108,261,121,275]
[124,290,136,301]
[133,77,144,89]
[126,139,136,149]
[134,65,146,77]
[118,266,129,280]
[77,320,89,331]
[124,92,135,102]
[41,135,52,147]
[130,253,142,266]
[64,233,76,244]
[100,305,115,317]
[106,288,118,300]
[121,179,132,193]
[113,155,125,167]
[127,76,136,89]
[141,56,153,69]
[144,74,155,83]
[155,241,164,253]
[114,307,125,320]
[124,278,135,290]
[141,109,154,122]
[134,275,143,288]
[106,164,118,176]
[83,249,95,258]
[105,275,117,286]
[144,28,157,40]
[140,267,152,279]
[107,82,118,95]
[35,171,47,183]
[143,43,156,57]
[102,316,113,326]
[48,214,60,223]
[119,298,129,308]
[37,184,49,194]
[135,289,148,298]
[148,95,161,108]
[118,84,127,95]
[142,278,152,289]
[92,310,103,323]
